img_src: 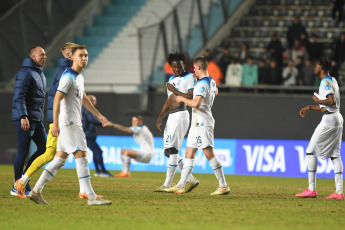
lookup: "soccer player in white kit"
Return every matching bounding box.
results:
[108,116,154,177]
[27,45,112,205]
[165,56,230,195]
[296,56,344,200]
[156,51,199,192]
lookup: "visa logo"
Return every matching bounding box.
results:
[295,146,334,173]
[243,145,286,172]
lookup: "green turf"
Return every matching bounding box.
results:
[0,165,344,230]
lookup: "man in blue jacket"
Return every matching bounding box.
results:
[15,42,77,198]
[11,46,47,196]
[82,95,113,178]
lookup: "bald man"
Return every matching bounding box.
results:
[15,43,78,198]
[11,46,47,197]
[81,95,113,181]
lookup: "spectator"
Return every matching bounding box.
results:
[241,57,258,86]
[302,59,315,86]
[333,33,345,65]
[267,59,282,85]
[258,59,269,85]
[164,61,174,82]
[266,32,284,66]
[216,47,232,77]
[236,43,250,64]
[287,17,307,49]
[208,56,224,85]
[203,49,212,61]
[224,58,242,86]
[308,34,324,62]
[300,33,310,53]
[291,39,309,63]
[295,56,305,85]
[331,0,344,24]
[282,59,299,86]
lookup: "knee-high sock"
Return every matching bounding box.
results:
[76,157,96,200]
[163,154,178,187]
[21,146,56,186]
[209,157,227,188]
[332,157,343,194]
[307,154,317,191]
[177,159,194,188]
[33,156,66,193]
[121,155,131,174]
[177,155,196,183]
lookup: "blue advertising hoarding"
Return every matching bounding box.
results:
[62,136,341,179]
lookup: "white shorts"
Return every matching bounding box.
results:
[136,150,153,163]
[306,112,343,160]
[187,125,214,149]
[164,110,190,151]
[56,124,87,153]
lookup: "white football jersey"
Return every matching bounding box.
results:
[167,72,196,97]
[57,68,84,126]
[318,75,340,113]
[131,125,154,153]
[191,76,217,127]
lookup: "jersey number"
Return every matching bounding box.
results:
[196,136,202,144]
[166,135,172,143]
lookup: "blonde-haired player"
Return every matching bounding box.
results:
[165,56,230,195]
[27,45,111,205]
[15,42,78,197]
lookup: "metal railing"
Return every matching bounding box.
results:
[137,0,241,89]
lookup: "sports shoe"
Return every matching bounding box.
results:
[78,192,104,199]
[154,182,176,192]
[325,192,344,200]
[185,180,200,193]
[295,189,317,198]
[210,185,230,195]
[27,191,48,205]
[100,171,114,177]
[88,197,112,206]
[10,187,30,197]
[15,179,26,198]
[94,171,102,177]
[115,172,131,178]
[164,186,185,194]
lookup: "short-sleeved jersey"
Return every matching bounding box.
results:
[167,72,196,97]
[191,76,217,127]
[130,125,154,153]
[318,75,340,113]
[57,68,84,126]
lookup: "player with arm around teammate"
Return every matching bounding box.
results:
[108,115,154,177]
[296,56,344,200]
[165,56,230,195]
[27,45,111,205]
[155,51,199,192]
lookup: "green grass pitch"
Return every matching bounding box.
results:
[0,165,344,230]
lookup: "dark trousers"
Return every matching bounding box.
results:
[86,138,106,172]
[14,120,47,181]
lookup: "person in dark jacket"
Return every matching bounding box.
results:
[11,46,47,196]
[287,17,308,49]
[14,42,77,198]
[82,95,113,178]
